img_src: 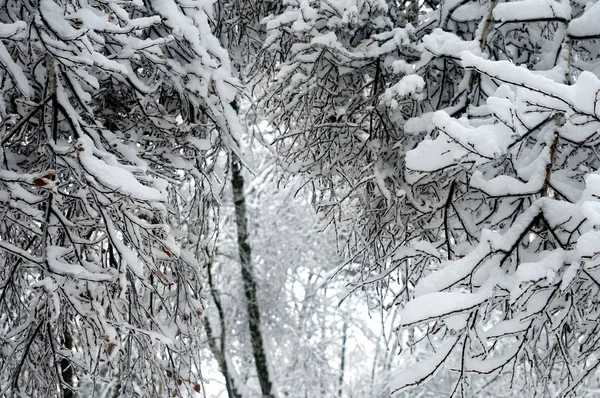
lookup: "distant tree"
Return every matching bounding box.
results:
[0,0,240,396]
[202,151,389,398]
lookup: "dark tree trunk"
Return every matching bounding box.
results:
[338,322,347,398]
[231,152,274,397]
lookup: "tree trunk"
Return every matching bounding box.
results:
[204,258,241,398]
[338,322,347,398]
[231,153,274,397]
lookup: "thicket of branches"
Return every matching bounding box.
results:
[0,0,239,396]
[256,0,600,396]
[4,0,600,397]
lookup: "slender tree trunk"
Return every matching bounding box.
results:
[338,322,347,398]
[231,153,274,397]
[204,258,241,398]
[369,338,379,395]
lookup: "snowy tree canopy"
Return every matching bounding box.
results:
[256,0,600,396]
[0,0,240,396]
[5,0,600,397]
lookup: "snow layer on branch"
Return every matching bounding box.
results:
[433,111,513,158]
[580,174,600,225]
[503,249,567,302]
[576,230,600,259]
[405,132,467,173]
[464,341,522,374]
[452,2,487,22]
[422,29,481,59]
[414,203,543,297]
[0,21,26,38]
[48,246,114,281]
[390,337,459,394]
[73,8,161,33]
[462,52,600,118]
[0,40,32,97]
[485,318,531,339]
[77,136,164,202]
[406,111,513,173]
[493,0,571,23]
[568,1,600,39]
[399,289,490,327]
[149,0,230,71]
[470,140,551,197]
[381,75,425,107]
[39,0,81,38]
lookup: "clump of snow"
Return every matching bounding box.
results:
[47,246,114,281]
[380,75,425,108]
[422,29,481,59]
[390,338,459,394]
[568,1,600,39]
[493,0,571,23]
[77,135,164,202]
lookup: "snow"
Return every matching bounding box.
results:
[0,41,32,97]
[576,230,600,259]
[414,203,544,297]
[47,246,114,281]
[485,318,531,339]
[32,276,58,292]
[406,110,516,174]
[434,111,513,158]
[405,133,467,173]
[411,241,442,259]
[77,136,164,202]
[568,1,600,39]
[493,0,571,23]
[149,0,231,71]
[452,2,486,22]
[6,0,600,394]
[404,113,435,134]
[39,0,81,39]
[186,136,211,151]
[504,250,567,302]
[73,8,161,32]
[390,337,459,394]
[560,261,580,291]
[0,240,43,264]
[444,314,468,333]
[400,290,491,327]
[8,182,43,204]
[470,146,548,196]
[422,29,481,59]
[412,230,498,297]
[102,209,146,279]
[464,342,522,374]
[462,52,600,118]
[380,75,425,107]
[0,21,26,38]
[0,21,28,106]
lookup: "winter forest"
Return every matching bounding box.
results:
[4,0,600,397]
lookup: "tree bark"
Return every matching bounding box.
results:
[231,153,274,397]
